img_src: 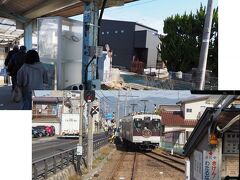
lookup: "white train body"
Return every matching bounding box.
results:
[120,114,162,149]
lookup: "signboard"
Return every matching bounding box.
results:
[77,145,83,156]
[0,67,7,76]
[193,150,203,180]
[203,149,220,180]
[105,113,113,120]
[223,156,240,177]
[223,132,239,154]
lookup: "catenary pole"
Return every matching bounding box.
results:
[77,91,84,174]
[87,101,93,170]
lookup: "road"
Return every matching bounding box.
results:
[32,133,107,162]
[32,138,79,162]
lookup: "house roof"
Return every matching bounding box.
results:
[183,107,240,157]
[101,19,158,32]
[176,96,209,105]
[0,0,138,20]
[0,0,138,45]
[161,111,197,127]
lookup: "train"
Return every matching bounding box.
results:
[120,113,163,150]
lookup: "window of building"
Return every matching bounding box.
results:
[106,31,109,35]
[121,30,124,33]
[101,32,104,35]
[114,30,118,34]
[186,108,192,113]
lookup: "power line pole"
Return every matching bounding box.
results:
[130,103,138,113]
[116,91,120,127]
[77,91,84,174]
[87,101,93,170]
[196,0,214,90]
[124,90,128,116]
[140,100,148,113]
[116,90,139,119]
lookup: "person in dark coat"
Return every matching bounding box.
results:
[4,45,19,85]
[17,50,48,110]
[7,46,27,91]
[4,45,19,67]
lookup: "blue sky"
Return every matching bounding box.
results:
[71,0,218,34]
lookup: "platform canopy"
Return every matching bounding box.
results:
[0,0,138,45]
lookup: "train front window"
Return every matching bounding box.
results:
[134,118,142,129]
[152,119,160,130]
[143,117,151,129]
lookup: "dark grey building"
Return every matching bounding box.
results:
[99,19,159,70]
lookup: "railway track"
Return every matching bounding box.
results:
[143,151,185,173]
[108,151,138,180]
[92,147,185,180]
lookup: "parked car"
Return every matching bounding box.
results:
[32,128,38,138]
[32,127,43,138]
[34,126,48,137]
[36,126,55,136]
[50,126,55,136]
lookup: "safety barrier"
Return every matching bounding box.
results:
[32,136,108,179]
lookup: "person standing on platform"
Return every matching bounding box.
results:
[7,46,27,91]
[4,45,19,85]
[17,50,48,110]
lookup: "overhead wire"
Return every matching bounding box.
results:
[109,0,159,11]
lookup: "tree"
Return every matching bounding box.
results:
[160,4,218,77]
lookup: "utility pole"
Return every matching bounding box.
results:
[116,91,120,128]
[124,90,128,116]
[82,0,99,89]
[60,91,66,136]
[87,101,93,170]
[130,103,138,113]
[196,0,214,90]
[140,100,148,113]
[116,90,138,126]
[77,91,84,174]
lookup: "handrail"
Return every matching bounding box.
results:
[32,136,108,180]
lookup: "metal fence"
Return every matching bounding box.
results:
[160,141,185,155]
[32,137,108,180]
[120,71,218,90]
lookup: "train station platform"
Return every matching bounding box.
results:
[0,85,21,110]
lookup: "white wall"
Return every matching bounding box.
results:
[184,100,207,119]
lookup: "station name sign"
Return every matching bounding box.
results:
[203,149,220,180]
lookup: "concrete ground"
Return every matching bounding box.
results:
[0,85,22,110]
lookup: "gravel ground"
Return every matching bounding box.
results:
[90,146,185,180]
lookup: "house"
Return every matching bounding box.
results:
[160,96,216,133]
[159,96,219,154]
[183,95,240,180]
[176,96,216,120]
[99,19,159,71]
[32,91,101,134]
[32,97,63,134]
